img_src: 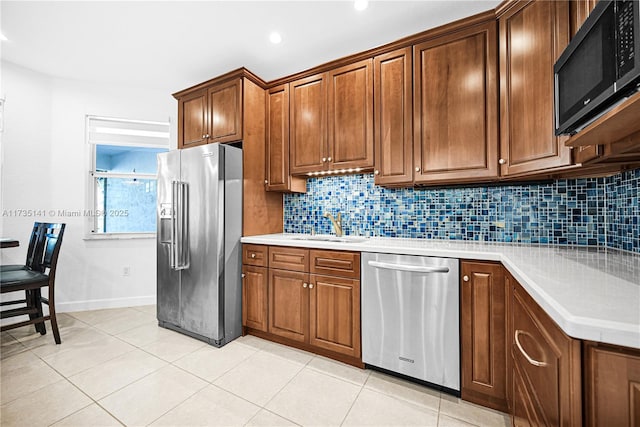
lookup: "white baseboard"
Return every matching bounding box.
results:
[57,295,157,313]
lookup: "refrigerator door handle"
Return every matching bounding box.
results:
[178,181,190,270]
[170,180,178,270]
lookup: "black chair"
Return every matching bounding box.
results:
[0,222,46,272]
[0,223,66,344]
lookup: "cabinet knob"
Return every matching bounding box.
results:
[415,167,421,172]
[251,253,256,259]
[327,157,332,162]
[241,273,245,278]
[463,275,469,282]
[264,180,268,184]
[303,283,308,288]
[322,157,327,162]
[374,170,379,175]
[309,283,314,289]
[499,158,506,165]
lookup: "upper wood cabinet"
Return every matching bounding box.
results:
[290,60,374,175]
[498,0,572,176]
[327,59,374,171]
[265,84,306,193]
[209,79,242,143]
[414,20,499,184]
[373,47,414,186]
[176,77,242,148]
[460,261,508,413]
[290,73,327,175]
[178,89,208,147]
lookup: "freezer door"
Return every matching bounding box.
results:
[179,144,224,341]
[157,150,181,326]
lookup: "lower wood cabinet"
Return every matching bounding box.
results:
[309,274,360,358]
[584,342,640,427]
[460,261,508,412]
[268,268,308,342]
[509,279,582,426]
[241,265,268,332]
[242,244,362,365]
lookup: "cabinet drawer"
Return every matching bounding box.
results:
[310,250,360,279]
[243,244,267,267]
[269,246,309,272]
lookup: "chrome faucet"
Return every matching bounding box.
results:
[323,211,343,237]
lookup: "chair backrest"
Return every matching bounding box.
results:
[37,223,66,275]
[25,222,46,271]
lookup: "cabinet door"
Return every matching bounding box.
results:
[266,84,306,193]
[499,0,572,176]
[460,262,507,412]
[178,89,208,148]
[268,269,308,343]
[510,281,582,426]
[290,73,327,174]
[414,21,498,184]
[309,275,360,358]
[327,59,374,171]
[374,47,413,186]
[242,265,268,332]
[584,343,640,427]
[208,78,242,143]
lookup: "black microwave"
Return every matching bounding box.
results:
[555,0,640,135]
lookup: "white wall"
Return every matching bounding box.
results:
[1,60,176,312]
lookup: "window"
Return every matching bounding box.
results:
[87,116,170,237]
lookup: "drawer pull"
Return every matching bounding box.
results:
[251,253,256,259]
[515,330,548,367]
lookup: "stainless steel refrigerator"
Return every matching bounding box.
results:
[156,143,242,347]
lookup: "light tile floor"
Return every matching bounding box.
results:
[0,306,510,427]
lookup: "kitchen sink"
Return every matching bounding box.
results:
[290,235,369,243]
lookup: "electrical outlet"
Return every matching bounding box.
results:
[123,267,130,277]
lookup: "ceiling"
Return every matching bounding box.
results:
[1,1,501,92]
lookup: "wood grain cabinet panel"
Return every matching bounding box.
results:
[269,246,309,272]
[460,261,507,412]
[509,279,582,426]
[414,21,498,184]
[290,74,327,174]
[499,0,572,176]
[327,59,374,171]
[178,89,208,147]
[309,275,361,358]
[265,84,306,193]
[176,78,244,148]
[373,47,413,186]
[310,250,360,279]
[268,269,308,343]
[243,244,268,267]
[208,78,242,143]
[584,342,640,427]
[242,265,268,332]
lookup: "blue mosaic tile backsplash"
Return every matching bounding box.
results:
[283,168,640,254]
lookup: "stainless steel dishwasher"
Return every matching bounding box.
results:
[361,252,460,393]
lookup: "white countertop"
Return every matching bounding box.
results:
[241,233,640,349]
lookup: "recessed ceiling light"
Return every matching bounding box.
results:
[0,33,7,42]
[354,0,368,11]
[269,32,282,44]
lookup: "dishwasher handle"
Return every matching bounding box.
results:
[367,260,450,274]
